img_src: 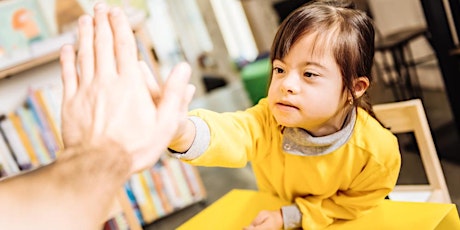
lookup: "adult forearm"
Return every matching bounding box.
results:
[0,143,131,230]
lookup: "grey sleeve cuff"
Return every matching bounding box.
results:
[167,116,210,161]
[281,204,302,230]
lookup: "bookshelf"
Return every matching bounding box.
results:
[0,21,206,230]
[0,50,60,80]
[0,30,77,80]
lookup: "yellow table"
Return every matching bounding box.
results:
[178,189,460,230]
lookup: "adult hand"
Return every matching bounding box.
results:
[60,3,195,175]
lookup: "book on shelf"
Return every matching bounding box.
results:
[4,112,33,170]
[103,212,129,230]
[26,89,61,155]
[33,89,63,150]
[123,183,144,225]
[140,170,161,221]
[7,111,39,168]
[0,114,30,172]
[129,172,157,224]
[142,170,166,218]
[0,87,62,172]
[164,156,194,205]
[180,161,206,199]
[158,157,187,209]
[122,156,207,226]
[15,107,52,165]
[0,120,20,176]
[150,165,174,214]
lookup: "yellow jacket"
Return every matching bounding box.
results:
[181,98,401,229]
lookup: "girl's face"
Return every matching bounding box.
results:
[267,32,350,137]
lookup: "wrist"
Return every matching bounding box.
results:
[57,142,132,183]
[168,118,196,152]
[281,204,302,229]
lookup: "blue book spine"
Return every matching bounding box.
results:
[124,183,144,226]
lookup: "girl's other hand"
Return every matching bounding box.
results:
[243,210,283,230]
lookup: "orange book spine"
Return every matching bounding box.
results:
[8,112,39,168]
[35,90,63,150]
[150,166,174,214]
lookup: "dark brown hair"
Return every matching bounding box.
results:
[270,0,377,118]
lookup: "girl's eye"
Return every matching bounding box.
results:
[273,67,284,74]
[304,72,318,78]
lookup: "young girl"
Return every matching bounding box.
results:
[169,0,401,229]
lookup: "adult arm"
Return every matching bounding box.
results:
[0,143,130,230]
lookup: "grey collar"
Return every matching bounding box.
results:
[282,108,356,156]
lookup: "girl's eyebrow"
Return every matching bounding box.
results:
[273,60,327,70]
[305,61,326,70]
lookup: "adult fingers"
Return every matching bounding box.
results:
[93,3,116,78]
[109,7,138,75]
[60,44,78,101]
[139,61,161,103]
[76,15,94,85]
[158,62,192,119]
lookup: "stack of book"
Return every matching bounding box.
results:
[124,155,206,227]
[0,87,62,174]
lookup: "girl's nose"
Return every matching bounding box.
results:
[280,73,300,95]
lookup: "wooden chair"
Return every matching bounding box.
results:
[372,99,451,203]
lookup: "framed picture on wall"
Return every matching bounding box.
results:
[0,0,51,69]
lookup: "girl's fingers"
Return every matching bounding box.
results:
[76,15,95,85]
[139,61,161,103]
[185,84,196,104]
[93,3,116,78]
[250,212,268,226]
[109,7,139,76]
[158,62,192,118]
[60,45,78,101]
[176,84,196,124]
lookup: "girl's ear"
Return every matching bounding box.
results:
[353,76,370,98]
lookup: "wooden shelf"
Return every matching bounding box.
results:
[0,30,76,80]
[0,50,61,80]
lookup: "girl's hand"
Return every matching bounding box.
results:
[167,118,196,153]
[243,210,284,230]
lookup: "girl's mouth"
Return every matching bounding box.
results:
[276,102,299,110]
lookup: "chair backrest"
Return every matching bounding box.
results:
[372,99,451,203]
